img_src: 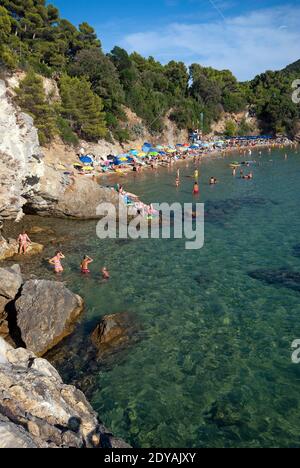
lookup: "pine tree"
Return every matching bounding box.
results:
[15,70,57,145]
[60,75,107,141]
[0,6,17,68]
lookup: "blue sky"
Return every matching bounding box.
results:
[52,0,300,80]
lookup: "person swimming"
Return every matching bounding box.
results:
[209,177,217,185]
[80,255,93,274]
[17,230,31,255]
[102,267,110,280]
[49,251,65,274]
[242,172,253,180]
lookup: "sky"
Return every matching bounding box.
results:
[52,0,300,81]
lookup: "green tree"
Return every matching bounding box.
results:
[224,120,238,137]
[0,5,17,68]
[59,75,107,141]
[15,70,57,145]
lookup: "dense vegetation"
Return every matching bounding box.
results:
[0,0,299,145]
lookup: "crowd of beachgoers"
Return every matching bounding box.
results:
[71,135,294,178]
[15,135,297,277]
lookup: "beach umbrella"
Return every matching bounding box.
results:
[79,156,93,164]
[138,152,147,157]
[129,150,139,156]
[156,145,164,150]
[149,151,159,157]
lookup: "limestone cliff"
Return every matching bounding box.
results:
[0,77,122,223]
[0,79,44,221]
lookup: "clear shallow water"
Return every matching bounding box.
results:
[4,148,300,448]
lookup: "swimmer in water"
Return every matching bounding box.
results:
[193,182,199,195]
[232,168,237,176]
[194,169,199,180]
[80,255,93,274]
[175,177,180,188]
[102,267,110,280]
[49,251,65,274]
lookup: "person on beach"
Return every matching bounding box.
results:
[193,182,199,195]
[17,230,31,255]
[49,251,65,274]
[102,267,110,280]
[80,255,93,274]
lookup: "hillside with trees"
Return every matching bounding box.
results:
[0,0,299,146]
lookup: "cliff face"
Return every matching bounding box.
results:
[0,79,44,221]
[0,78,122,223]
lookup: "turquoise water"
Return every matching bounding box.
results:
[6,147,300,448]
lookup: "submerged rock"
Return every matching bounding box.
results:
[15,280,84,356]
[293,244,300,257]
[249,268,300,293]
[91,313,140,354]
[204,197,268,226]
[0,338,130,448]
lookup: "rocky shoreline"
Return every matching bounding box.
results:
[0,264,131,448]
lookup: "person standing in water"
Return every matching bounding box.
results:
[17,230,31,255]
[232,167,237,176]
[194,169,199,180]
[102,267,110,280]
[49,251,65,274]
[80,255,93,274]
[193,182,199,195]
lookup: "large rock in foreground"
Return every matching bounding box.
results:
[0,340,130,448]
[0,264,22,339]
[0,264,23,300]
[15,280,84,356]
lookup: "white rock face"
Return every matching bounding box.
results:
[0,79,44,220]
